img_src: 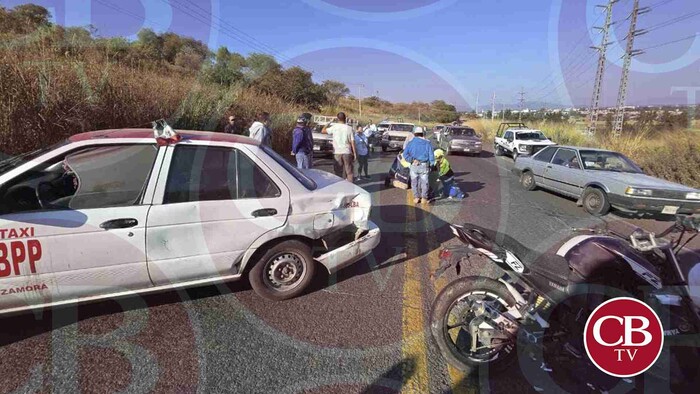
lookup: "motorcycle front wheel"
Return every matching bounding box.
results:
[430,277,519,374]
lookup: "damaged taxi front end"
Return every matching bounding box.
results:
[288,169,380,274]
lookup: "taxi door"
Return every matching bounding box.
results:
[146,142,290,285]
[0,143,163,312]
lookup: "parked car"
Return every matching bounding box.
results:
[441,126,483,156]
[513,146,700,216]
[494,126,555,159]
[0,126,381,314]
[380,122,416,152]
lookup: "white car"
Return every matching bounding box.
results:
[494,128,555,159]
[0,127,380,314]
[380,123,416,152]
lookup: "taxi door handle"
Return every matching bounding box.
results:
[100,218,138,230]
[252,208,277,218]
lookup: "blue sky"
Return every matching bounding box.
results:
[3,0,698,109]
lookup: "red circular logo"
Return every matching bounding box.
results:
[584,297,664,378]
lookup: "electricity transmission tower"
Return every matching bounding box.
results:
[518,88,525,121]
[491,92,496,121]
[587,0,617,136]
[613,0,649,136]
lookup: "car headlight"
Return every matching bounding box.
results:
[625,187,653,197]
[518,145,528,152]
[687,192,700,200]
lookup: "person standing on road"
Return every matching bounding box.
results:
[403,127,434,204]
[355,125,370,180]
[249,112,272,146]
[291,113,313,169]
[364,120,378,152]
[322,112,356,182]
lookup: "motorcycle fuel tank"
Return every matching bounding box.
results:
[557,235,662,290]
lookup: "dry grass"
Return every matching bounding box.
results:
[468,119,700,188]
[0,42,303,155]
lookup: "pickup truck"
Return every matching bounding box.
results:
[494,122,555,160]
[380,122,416,152]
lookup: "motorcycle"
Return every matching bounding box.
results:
[430,215,700,390]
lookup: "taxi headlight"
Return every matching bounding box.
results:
[518,145,529,152]
[687,192,700,200]
[626,187,653,197]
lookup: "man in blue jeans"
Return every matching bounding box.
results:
[291,113,313,169]
[402,127,435,204]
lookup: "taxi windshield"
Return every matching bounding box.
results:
[0,140,68,176]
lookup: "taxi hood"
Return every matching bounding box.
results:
[292,169,371,231]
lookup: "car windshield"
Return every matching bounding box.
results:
[517,132,546,140]
[262,145,317,190]
[0,140,69,176]
[579,150,643,173]
[390,124,414,132]
[450,128,476,136]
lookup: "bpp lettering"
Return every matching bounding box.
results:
[0,240,42,277]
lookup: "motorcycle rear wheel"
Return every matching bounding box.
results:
[430,277,519,374]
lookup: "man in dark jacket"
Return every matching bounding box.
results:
[291,113,314,169]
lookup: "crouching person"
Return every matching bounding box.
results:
[434,149,455,199]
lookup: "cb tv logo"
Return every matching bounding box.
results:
[584,297,664,378]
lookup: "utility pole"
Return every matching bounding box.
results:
[357,83,365,118]
[518,88,525,121]
[491,92,496,121]
[587,0,617,136]
[475,91,480,116]
[613,0,648,136]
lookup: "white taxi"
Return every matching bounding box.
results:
[0,124,380,314]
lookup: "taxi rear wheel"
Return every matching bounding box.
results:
[250,240,315,301]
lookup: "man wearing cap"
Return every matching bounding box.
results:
[291,113,314,169]
[402,127,435,204]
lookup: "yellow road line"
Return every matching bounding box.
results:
[401,192,429,393]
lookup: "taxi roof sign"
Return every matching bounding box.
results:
[152,119,181,145]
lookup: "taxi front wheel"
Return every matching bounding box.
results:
[249,240,315,301]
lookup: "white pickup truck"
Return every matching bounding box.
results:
[494,123,555,160]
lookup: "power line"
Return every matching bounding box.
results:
[644,9,700,33]
[638,33,698,51]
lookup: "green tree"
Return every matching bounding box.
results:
[321,80,350,105]
[244,53,281,81]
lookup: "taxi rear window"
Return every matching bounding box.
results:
[262,146,317,190]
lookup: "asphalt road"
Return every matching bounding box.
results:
[1,143,698,394]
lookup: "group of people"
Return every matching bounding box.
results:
[223,112,455,202]
[224,112,272,146]
[401,127,456,204]
[290,112,372,183]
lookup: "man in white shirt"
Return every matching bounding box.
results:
[249,112,271,146]
[322,112,356,182]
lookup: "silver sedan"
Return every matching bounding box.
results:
[513,146,700,216]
